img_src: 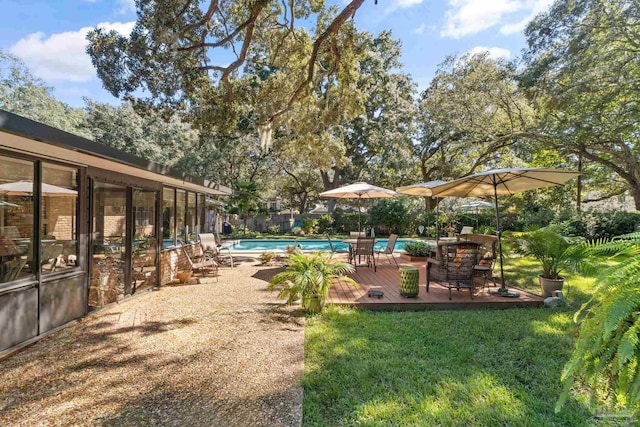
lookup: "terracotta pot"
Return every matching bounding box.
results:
[539,275,564,297]
[177,271,193,283]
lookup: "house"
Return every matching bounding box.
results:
[0,110,231,355]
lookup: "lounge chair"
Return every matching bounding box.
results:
[376,234,399,267]
[198,233,234,268]
[182,244,218,281]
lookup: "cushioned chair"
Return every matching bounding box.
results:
[426,240,481,299]
[463,234,499,289]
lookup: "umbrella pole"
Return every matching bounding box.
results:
[494,185,506,290]
[435,198,440,243]
[491,179,519,298]
[358,197,362,232]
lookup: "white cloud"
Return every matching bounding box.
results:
[395,0,425,7]
[441,0,521,38]
[500,0,554,34]
[9,21,135,83]
[467,45,512,60]
[118,0,136,15]
[414,23,426,34]
[385,0,425,14]
[441,0,553,39]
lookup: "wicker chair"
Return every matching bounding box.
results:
[459,234,499,289]
[426,240,481,299]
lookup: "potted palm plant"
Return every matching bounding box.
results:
[516,226,588,297]
[268,252,358,313]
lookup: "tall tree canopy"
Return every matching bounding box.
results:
[0,51,89,137]
[416,53,533,197]
[86,0,369,131]
[522,0,640,209]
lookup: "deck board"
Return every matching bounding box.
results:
[328,255,544,311]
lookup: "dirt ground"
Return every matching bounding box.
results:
[0,263,303,427]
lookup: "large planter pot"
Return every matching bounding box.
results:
[539,275,564,297]
[302,294,325,314]
[177,270,193,283]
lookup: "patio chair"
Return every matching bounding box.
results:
[376,234,399,267]
[353,237,376,272]
[464,234,499,289]
[198,233,234,268]
[182,243,218,281]
[349,231,365,238]
[426,240,481,299]
[326,234,347,256]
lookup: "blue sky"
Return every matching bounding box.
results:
[1,0,553,107]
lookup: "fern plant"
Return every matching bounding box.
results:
[268,251,358,312]
[557,231,640,414]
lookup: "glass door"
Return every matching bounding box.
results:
[132,188,157,293]
[89,182,127,307]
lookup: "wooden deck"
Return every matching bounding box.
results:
[328,256,544,311]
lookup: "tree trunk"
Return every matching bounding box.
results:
[576,153,582,212]
[632,185,640,211]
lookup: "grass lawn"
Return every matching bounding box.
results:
[303,256,618,426]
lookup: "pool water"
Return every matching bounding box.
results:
[228,238,414,252]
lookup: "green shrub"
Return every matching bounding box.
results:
[561,211,640,240]
[291,226,304,236]
[403,241,434,257]
[268,225,281,234]
[260,251,276,265]
[316,214,335,234]
[369,199,410,234]
[301,218,318,234]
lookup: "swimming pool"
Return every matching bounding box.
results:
[228,238,414,252]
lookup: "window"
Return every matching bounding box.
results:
[162,188,175,248]
[186,192,196,242]
[197,194,205,235]
[41,162,79,274]
[0,155,34,283]
[176,189,186,242]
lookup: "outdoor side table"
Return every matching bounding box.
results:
[399,266,419,298]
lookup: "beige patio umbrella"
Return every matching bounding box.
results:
[425,168,581,297]
[396,180,448,240]
[319,182,397,231]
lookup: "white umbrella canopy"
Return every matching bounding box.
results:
[395,180,448,197]
[0,181,77,196]
[427,167,581,297]
[425,168,581,198]
[320,182,397,230]
[320,182,398,199]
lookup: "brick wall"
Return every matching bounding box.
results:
[159,243,200,285]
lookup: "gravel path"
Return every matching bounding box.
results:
[0,264,304,427]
